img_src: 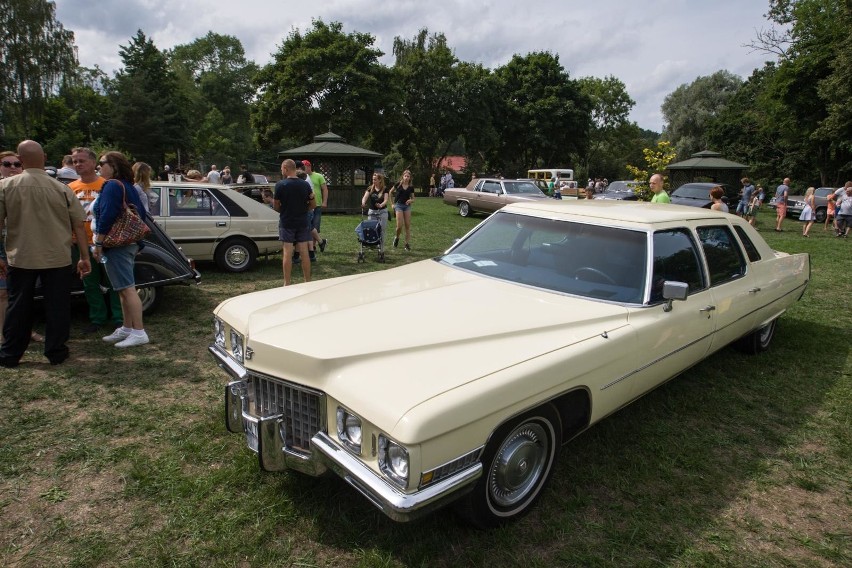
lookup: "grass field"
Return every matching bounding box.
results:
[1,198,849,567]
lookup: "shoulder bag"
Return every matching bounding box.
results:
[103,182,151,248]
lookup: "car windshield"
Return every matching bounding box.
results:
[503,181,544,195]
[438,211,648,304]
[606,181,637,193]
[673,185,711,199]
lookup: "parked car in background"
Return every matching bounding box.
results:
[671,182,737,210]
[231,183,276,205]
[770,186,834,223]
[149,182,280,272]
[40,216,200,314]
[596,180,641,201]
[211,200,809,526]
[443,177,548,217]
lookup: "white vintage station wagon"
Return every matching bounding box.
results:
[209,201,809,527]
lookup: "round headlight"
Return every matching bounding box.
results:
[378,434,409,488]
[336,407,362,453]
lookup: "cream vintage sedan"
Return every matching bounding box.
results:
[149,182,280,272]
[209,201,809,526]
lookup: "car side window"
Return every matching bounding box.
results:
[733,226,761,262]
[651,229,705,302]
[482,181,500,194]
[697,226,746,285]
[147,187,161,216]
[170,189,226,216]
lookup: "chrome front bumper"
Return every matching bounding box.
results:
[209,343,483,522]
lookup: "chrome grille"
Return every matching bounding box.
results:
[249,372,325,455]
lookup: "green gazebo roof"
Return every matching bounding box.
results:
[278,132,382,159]
[666,150,748,170]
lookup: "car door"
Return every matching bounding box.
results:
[622,228,716,399]
[694,224,755,353]
[159,186,231,261]
[475,180,505,213]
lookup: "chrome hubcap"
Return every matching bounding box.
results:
[488,423,548,507]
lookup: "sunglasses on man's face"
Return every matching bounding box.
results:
[1,161,22,168]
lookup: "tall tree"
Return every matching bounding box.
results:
[168,33,259,168]
[577,75,641,180]
[252,20,395,150]
[0,0,77,143]
[490,52,591,176]
[391,29,496,185]
[108,30,190,168]
[661,70,743,160]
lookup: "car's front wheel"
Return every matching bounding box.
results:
[459,201,471,217]
[215,237,257,272]
[136,286,161,314]
[459,404,561,528]
[735,318,777,354]
[815,207,827,223]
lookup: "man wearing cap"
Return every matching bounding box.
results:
[303,160,329,255]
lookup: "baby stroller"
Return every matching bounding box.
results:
[355,211,385,263]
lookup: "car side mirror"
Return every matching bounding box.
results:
[662,281,689,312]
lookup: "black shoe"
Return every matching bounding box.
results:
[293,253,301,261]
[0,357,19,368]
[309,252,317,262]
[404,243,411,251]
[319,239,327,253]
[49,354,69,366]
[393,236,399,248]
[83,323,102,333]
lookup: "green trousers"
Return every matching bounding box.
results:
[72,245,122,326]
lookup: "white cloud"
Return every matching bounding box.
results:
[56,0,778,131]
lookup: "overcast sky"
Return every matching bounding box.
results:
[56,0,779,132]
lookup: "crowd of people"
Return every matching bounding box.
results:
[0,141,157,367]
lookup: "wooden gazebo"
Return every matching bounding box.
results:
[279,132,382,213]
[666,150,748,190]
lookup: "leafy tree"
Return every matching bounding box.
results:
[252,20,395,151]
[108,30,190,168]
[490,52,591,176]
[390,29,498,186]
[0,0,77,144]
[577,75,642,180]
[625,141,678,201]
[661,70,743,160]
[168,33,259,167]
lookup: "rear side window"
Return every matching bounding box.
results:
[733,226,761,262]
[697,226,746,285]
[651,229,705,301]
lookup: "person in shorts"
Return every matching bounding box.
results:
[274,159,315,285]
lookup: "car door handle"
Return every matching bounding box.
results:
[216,221,227,227]
[749,287,761,293]
[699,305,716,318]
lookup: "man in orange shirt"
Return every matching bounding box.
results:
[69,147,122,333]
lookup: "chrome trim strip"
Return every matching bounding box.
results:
[602,280,808,391]
[312,432,482,522]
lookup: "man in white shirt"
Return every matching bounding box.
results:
[207,165,221,184]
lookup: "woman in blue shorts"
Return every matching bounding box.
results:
[392,169,416,251]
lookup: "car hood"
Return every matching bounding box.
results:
[215,260,630,434]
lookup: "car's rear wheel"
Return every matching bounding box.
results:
[458,404,561,528]
[136,286,161,315]
[815,207,827,223]
[735,318,777,354]
[459,201,471,217]
[215,237,257,272]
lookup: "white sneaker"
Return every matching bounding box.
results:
[115,331,149,348]
[103,328,131,343]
